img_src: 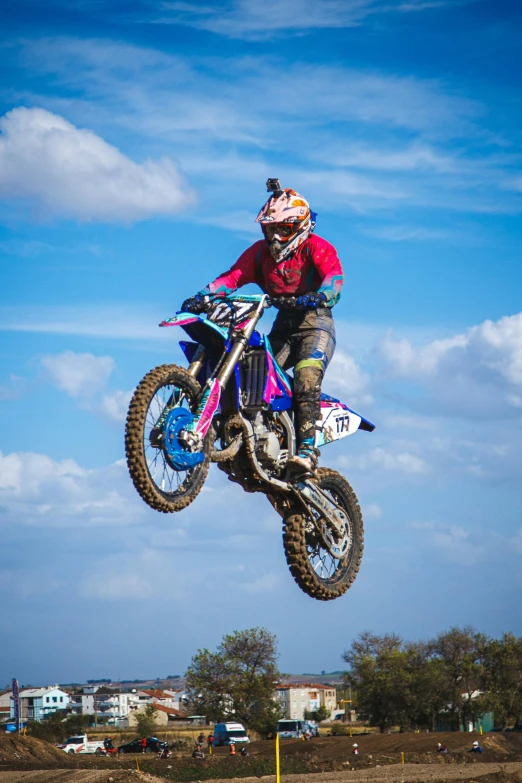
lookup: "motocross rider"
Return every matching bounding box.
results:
[182,180,343,474]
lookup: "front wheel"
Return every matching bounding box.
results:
[125,364,210,513]
[282,468,364,601]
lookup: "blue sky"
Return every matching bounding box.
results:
[1,0,521,685]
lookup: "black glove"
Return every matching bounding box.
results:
[296,291,327,309]
[181,294,207,314]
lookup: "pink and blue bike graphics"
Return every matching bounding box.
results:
[160,294,374,470]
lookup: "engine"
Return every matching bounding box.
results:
[251,412,288,471]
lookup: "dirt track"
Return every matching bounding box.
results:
[2,732,522,783]
[2,761,522,783]
[0,772,159,782]
[204,762,522,783]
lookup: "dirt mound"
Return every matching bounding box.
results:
[0,734,68,764]
[0,772,162,782]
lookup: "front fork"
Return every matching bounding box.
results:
[185,336,249,440]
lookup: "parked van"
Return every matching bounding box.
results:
[213,722,250,746]
[277,719,304,739]
[303,720,320,737]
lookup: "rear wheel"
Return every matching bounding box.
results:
[282,468,364,601]
[125,364,210,513]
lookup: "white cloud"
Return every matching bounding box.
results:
[339,446,430,474]
[157,0,477,39]
[364,503,383,519]
[323,143,456,173]
[0,304,175,341]
[0,450,142,528]
[41,350,115,398]
[415,523,487,565]
[362,224,458,242]
[81,570,153,600]
[381,311,522,416]
[100,390,133,422]
[0,374,28,401]
[327,350,373,405]
[0,107,194,222]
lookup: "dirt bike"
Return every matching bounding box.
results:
[125,294,374,601]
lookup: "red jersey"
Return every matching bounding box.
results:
[205,234,343,306]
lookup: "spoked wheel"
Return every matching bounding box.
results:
[125,364,210,512]
[283,468,364,600]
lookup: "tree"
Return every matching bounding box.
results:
[134,705,158,737]
[343,632,415,732]
[304,705,330,722]
[185,627,281,733]
[431,626,486,730]
[482,633,522,730]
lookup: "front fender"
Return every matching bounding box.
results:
[160,312,228,340]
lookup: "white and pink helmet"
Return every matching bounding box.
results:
[256,180,315,263]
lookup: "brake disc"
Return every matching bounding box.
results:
[163,408,206,471]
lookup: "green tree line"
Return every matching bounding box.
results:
[343,627,522,732]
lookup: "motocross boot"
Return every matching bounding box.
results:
[286,365,322,476]
[286,438,320,475]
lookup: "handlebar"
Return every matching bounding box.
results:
[182,293,328,315]
[267,296,329,310]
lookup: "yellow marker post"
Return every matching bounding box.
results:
[209,745,213,755]
[135,756,140,773]
[480,726,483,735]
[401,752,405,764]
[349,728,352,738]
[276,733,281,783]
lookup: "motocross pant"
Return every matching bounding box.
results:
[268,308,336,449]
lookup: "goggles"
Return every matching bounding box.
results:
[262,222,297,241]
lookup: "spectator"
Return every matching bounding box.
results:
[229,742,236,756]
[436,742,449,754]
[141,737,147,754]
[192,744,204,759]
[103,737,114,751]
[304,730,312,741]
[207,733,215,749]
[470,741,483,753]
[240,747,249,756]
[198,732,205,746]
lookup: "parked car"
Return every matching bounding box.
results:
[213,722,250,746]
[118,737,169,754]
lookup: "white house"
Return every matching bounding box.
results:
[11,686,70,722]
[68,686,133,723]
[274,683,337,721]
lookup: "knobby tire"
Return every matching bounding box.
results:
[125,364,210,513]
[283,467,364,601]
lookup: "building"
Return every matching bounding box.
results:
[68,686,134,723]
[0,690,12,723]
[11,686,70,722]
[274,683,337,721]
[121,703,189,728]
[133,689,182,710]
